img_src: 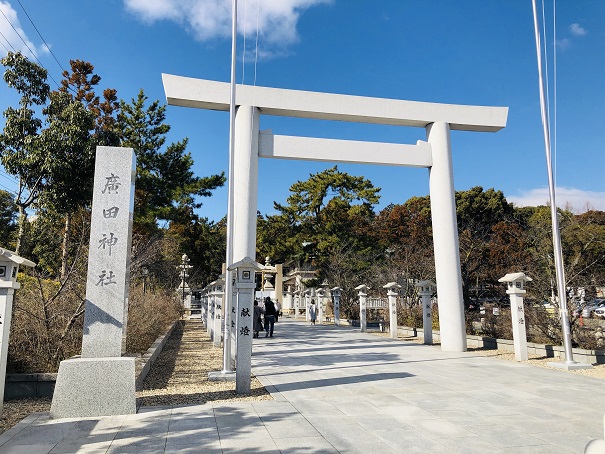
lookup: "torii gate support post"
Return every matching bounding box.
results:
[427,122,467,352]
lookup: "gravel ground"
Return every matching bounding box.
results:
[137,319,271,407]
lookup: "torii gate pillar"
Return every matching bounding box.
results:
[427,122,466,351]
[233,105,260,262]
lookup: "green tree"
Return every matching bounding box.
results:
[0,52,50,253]
[39,90,96,279]
[261,167,381,317]
[168,215,226,287]
[0,189,18,248]
[117,90,225,232]
[455,187,514,305]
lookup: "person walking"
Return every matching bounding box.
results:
[275,300,281,322]
[253,300,264,338]
[309,300,317,325]
[264,296,277,337]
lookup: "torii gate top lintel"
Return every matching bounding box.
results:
[162,74,508,133]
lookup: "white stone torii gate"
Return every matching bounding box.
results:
[163,74,508,352]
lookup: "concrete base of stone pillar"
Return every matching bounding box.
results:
[547,361,593,370]
[208,370,236,381]
[50,357,136,419]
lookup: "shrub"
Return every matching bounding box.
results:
[125,285,183,354]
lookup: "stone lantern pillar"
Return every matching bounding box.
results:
[228,257,263,394]
[355,284,368,332]
[383,282,401,339]
[416,280,436,344]
[304,289,312,321]
[0,249,35,416]
[316,288,326,325]
[212,278,225,347]
[331,287,342,326]
[293,289,300,320]
[284,285,293,316]
[498,273,532,361]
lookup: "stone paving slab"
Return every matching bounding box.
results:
[1,319,604,453]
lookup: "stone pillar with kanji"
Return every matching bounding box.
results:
[384,282,401,339]
[416,280,436,345]
[51,146,137,418]
[499,273,532,361]
[356,284,368,332]
[229,257,263,394]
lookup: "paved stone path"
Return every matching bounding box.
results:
[1,319,604,453]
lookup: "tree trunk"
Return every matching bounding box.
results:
[14,205,26,255]
[60,213,72,281]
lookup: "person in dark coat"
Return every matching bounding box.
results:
[264,296,277,337]
[253,300,264,338]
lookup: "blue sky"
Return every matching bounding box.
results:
[0,0,604,223]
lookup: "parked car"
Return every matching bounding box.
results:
[594,306,605,319]
[582,299,605,318]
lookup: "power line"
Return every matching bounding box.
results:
[0,170,19,184]
[16,0,66,74]
[0,28,16,52]
[0,5,60,89]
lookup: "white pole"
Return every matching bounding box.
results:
[427,122,467,352]
[223,0,237,373]
[531,0,575,364]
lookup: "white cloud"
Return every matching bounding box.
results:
[569,22,587,36]
[0,1,45,58]
[555,38,571,51]
[124,0,332,56]
[507,187,605,213]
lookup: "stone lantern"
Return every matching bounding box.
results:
[355,284,369,332]
[498,272,532,361]
[228,257,263,394]
[383,282,401,339]
[0,248,35,416]
[416,280,436,344]
[331,287,342,326]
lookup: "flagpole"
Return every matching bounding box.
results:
[222,0,237,374]
[531,0,586,369]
